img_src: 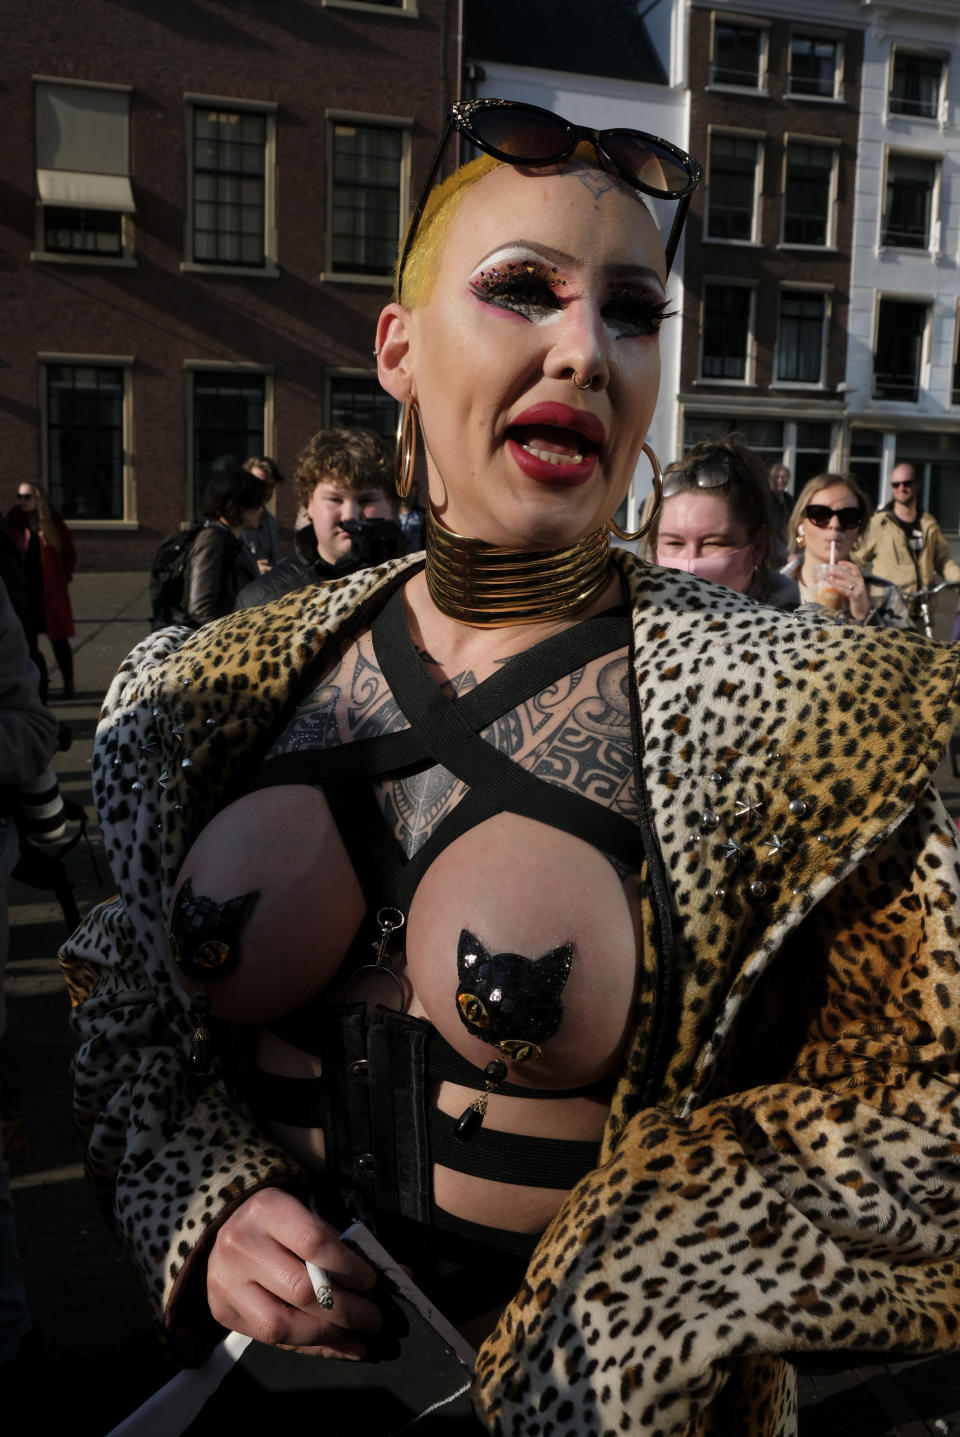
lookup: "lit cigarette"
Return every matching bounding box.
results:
[306,1259,335,1310]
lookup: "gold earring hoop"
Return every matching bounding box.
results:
[573,371,596,391]
[395,397,418,499]
[608,442,663,543]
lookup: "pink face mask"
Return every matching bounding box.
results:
[657,543,757,593]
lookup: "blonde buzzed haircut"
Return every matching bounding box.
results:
[396,143,641,309]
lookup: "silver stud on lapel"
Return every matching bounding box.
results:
[130,780,144,794]
[789,798,807,817]
[722,838,741,863]
[171,722,185,744]
[735,795,764,822]
[765,834,786,860]
[157,770,171,790]
[710,769,725,785]
[750,879,767,897]
[181,757,193,769]
[700,810,720,832]
[816,833,829,844]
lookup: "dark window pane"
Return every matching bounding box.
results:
[329,376,398,441]
[873,300,927,402]
[882,155,936,248]
[192,108,266,266]
[44,206,122,256]
[702,286,751,379]
[776,293,825,383]
[47,365,125,519]
[790,37,837,96]
[783,143,833,245]
[890,53,943,118]
[707,135,759,241]
[330,123,403,275]
[193,371,266,512]
[713,23,763,87]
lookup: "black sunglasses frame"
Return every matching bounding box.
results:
[395,98,703,301]
[803,504,863,531]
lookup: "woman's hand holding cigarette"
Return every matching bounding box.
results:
[206,1187,381,1357]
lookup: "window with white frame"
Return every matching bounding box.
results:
[873,298,929,402]
[328,118,408,278]
[706,133,762,242]
[328,372,398,441]
[889,51,945,120]
[43,360,131,520]
[793,422,833,486]
[881,152,938,249]
[776,291,827,385]
[187,101,275,269]
[848,428,883,506]
[710,20,766,90]
[701,284,754,382]
[782,141,835,246]
[788,35,842,98]
[189,368,271,516]
[34,80,134,262]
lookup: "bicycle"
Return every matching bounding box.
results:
[908,580,960,640]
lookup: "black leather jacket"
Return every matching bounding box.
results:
[234,526,342,610]
[185,522,257,628]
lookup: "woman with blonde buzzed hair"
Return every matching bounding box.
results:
[64,99,960,1437]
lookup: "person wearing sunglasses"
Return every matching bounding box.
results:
[61,98,960,1437]
[782,473,913,630]
[857,462,960,633]
[640,438,799,607]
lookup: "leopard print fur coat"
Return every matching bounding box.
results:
[61,550,960,1435]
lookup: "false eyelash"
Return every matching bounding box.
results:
[603,290,676,337]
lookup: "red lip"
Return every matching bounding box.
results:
[509,402,606,448]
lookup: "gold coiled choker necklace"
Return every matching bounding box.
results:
[425,508,612,627]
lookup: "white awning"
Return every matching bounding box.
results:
[36,168,135,212]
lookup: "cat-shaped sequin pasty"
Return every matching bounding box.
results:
[455,927,573,1060]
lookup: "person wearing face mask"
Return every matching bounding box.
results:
[782,473,913,630]
[641,439,799,607]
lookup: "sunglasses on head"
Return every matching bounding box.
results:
[395,98,703,302]
[662,453,732,499]
[803,504,863,531]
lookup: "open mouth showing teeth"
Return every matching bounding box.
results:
[508,425,599,467]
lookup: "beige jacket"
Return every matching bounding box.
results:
[858,506,960,594]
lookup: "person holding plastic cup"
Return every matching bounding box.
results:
[783,472,913,630]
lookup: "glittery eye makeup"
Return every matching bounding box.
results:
[468,248,672,337]
[469,255,569,324]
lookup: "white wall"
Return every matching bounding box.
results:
[474,62,692,523]
[846,7,960,495]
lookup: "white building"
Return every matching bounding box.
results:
[846,0,960,521]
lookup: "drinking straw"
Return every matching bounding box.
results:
[830,538,836,567]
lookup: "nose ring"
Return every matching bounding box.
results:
[573,371,596,391]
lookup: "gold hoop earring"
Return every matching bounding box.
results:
[796,527,805,550]
[608,442,662,543]
[395,398,418,499]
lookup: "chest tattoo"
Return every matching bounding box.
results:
[270,635,637,860]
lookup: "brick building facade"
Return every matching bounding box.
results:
[1,0,459,567]
[680,1,864,487]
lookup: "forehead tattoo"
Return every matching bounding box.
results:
[572,165,643,208]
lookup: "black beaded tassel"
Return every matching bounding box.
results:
[455,1058,508,1142]
[189,989,213,1073]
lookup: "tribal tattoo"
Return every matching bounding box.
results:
[269,634,636,860]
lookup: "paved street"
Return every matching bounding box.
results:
[5,571,960,1434]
